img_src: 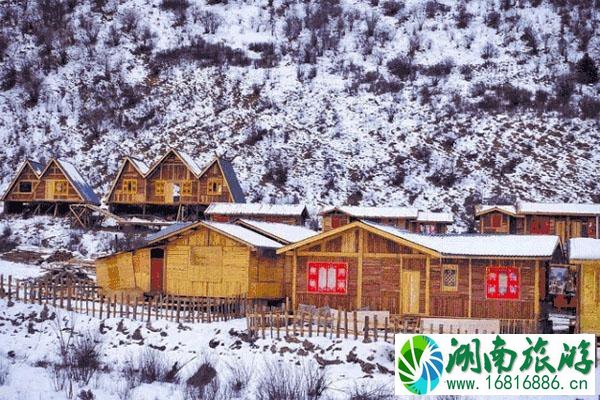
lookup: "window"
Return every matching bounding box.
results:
[419,223,436,234]
[122,179,137,193]
[182,181,193,196]
[530,217,551,234]
[154,181,165,196]
[207,178,222,195]
[486,266,519,299]
[18,181,32,193]
[307,262,347,294]
[490,213,502,228]
[54,180,67,194]
[442,265,458,291]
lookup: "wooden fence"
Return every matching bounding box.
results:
[0,274,245,323]
[246,306,540,343]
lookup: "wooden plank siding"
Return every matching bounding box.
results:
[2,163,39,202]
[34,161,83,203]
[283,224,545,321]
[208,214,303,225]
[108,160,146,204]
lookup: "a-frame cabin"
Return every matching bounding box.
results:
[106,149,246,219]
[1,159,44,213]
[2,158,99,215]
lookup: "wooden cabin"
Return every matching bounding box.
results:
[106,149,246,219]
[205,203,309,225]
[476,201,600,243]
[409,211,454,234]
[2,158,99,215]
[277,220,561,325]
[319,206,453,234]
[569,238,600,335]
[95,220,286,300]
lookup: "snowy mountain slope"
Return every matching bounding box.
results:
[0,0,599,229]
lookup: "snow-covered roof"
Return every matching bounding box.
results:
[236,219,317,244]
[416,211,454,223]
[516,201,600,216]
[177,150,204,177]
[569,238,600,261]
[216,158,246,203]
[475,205,519,216]
[319,205,419,219]
[28,160,44,176]
[145,220,281,249]
[364,221,559,258]
[145,222,193,243]
[54,159,100,204]
[203,221,282,249]
[129,157,149,175]
[206,202,306,217]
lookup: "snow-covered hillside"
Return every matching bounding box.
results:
[1,0,599,229]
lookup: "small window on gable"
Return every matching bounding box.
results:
[442,265,458,291]
[122,179,137,193]
[54,180,67,194]
[19,181,32,193]
[207,178,222,195]
[182,181,193,196]
[154,181,165,196]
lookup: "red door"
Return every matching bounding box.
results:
[150,248,164,292]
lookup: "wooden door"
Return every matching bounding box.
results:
[165,183,174,204]
[401,270,420,315]
[45,180,55,199]
[580,265,600,334]
[150,248,164,292]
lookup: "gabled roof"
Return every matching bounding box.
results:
[205,202,306,217]
[105,156,150,202]
[198,158,246,203]
[236,219,317,244]
[277,220,560,259]
[146,148,204,179]
[475,205,519,217]
[319,205,419,219]
[39,159,100,204]
[516,201,600,216]
[145,220,281,249]
[415,211,454,223]
[569,238,600,261]
[1,159,44,201]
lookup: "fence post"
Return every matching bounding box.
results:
[99,296,104,319]
[7,275,12,300]
[260,309,265,340]
[384,317,389,342]
[308,312,313,338]
[275,310,280,340]
[147,296,152,322]
[15,280,19,301]
[373,315,378,342]
[176,299,181,323]
[336,309,341,339]
[363,316,370,343]
[353,311,358,340]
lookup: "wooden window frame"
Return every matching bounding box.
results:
[122,179,137,194]
[18,181,33,193]
[307,261,348,295]
[490,213,502,228]
[154,180,165,196]
[441,264,459,292]
[182,181,193,196]
[207,178,222,195]
[485,266,520,300]
[54,180,68,195]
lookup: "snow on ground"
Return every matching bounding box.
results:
[0,216,123,260]
[0,298,598,400]
[0,260,44,280]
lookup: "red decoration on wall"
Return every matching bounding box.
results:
[486,266,519,299]
[307,262,348,294]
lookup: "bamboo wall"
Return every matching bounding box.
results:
[109,160,146,204]
[579,261,600,335]
[95,225,285,300]
[3,164,38,202]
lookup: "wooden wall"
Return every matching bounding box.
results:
[34,162,82,203]
[321,214,408,232]
[526,215,597,241]
[95,225,285,299]
[197,161,233,205]
[287,225,544,321]
[3,164,38,202]
[579,261,600,335]
[109,160,146,204]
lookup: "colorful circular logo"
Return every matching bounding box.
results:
[397,335,444,395]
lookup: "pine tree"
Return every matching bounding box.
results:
[575,53,599,85]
